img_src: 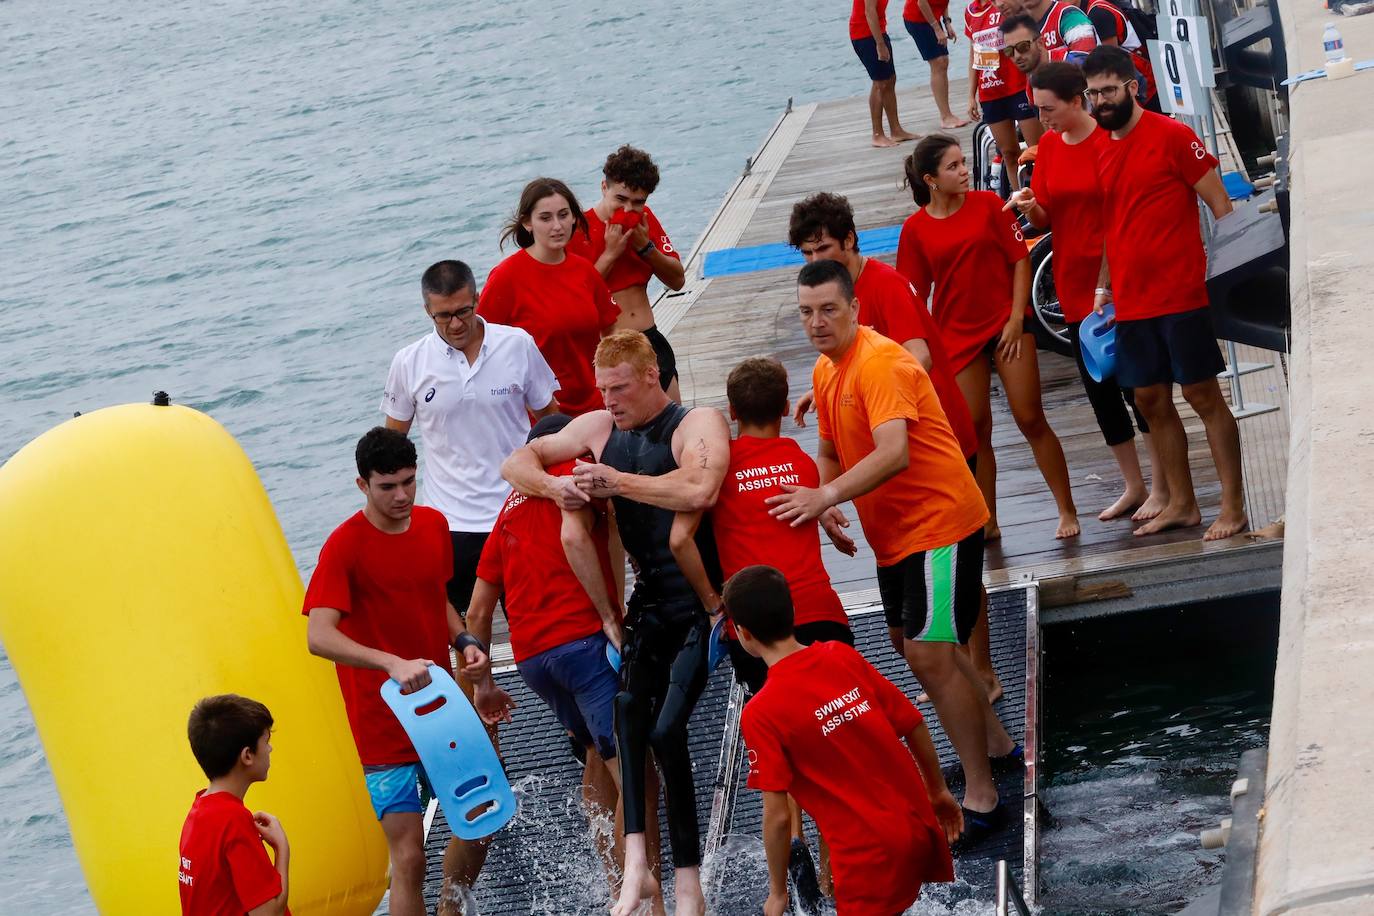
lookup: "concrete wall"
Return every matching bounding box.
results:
[1259,2,1374,914]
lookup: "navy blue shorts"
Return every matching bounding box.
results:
[904,18,950,61]
[1115,307,1227,389]
[852,33,896,81]
[518,633,619,761]
[981,91,1036,125]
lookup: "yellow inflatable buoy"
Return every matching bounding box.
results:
[0,398,388,915]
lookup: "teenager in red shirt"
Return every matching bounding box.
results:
[303,427,500,916]
[898,135,1080,541]
[850,0,921,148]
[567,146,687,403]
[786,193,1007,703]
[965,0,1042,192]
[1006,61,1164,524]
[179,695,289,916]
[726,565,961,916]
[903,0,968,129]
[480,177,621,415]
[1084,46,1245,541]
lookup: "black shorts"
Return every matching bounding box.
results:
[904,18,949,61]
[852,34,896,81]
[1115,307,1227,389]
[981,91,1036,125]
[642,324,678,390]
[447,530,489,612]
[876,527,985,643]
[728,619,855,697]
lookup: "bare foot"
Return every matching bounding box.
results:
[940,115,970,129]
[1132,491,1170,522]
[984,521,1001,542]
[1133,504,1202,536]
[891,129,922,142]
[1099,487,1146,521]
[612,862,661,916]
[872,134,899,148]
[1203,510,1248,542]
[1056,511,1081,539]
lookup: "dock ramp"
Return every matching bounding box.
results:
[419,584,1041,914]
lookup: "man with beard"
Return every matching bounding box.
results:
[1084,45,1245,541]
[501,330,731,916]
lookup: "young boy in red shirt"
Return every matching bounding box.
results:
[726,566,962,916]
[178,694,289,916]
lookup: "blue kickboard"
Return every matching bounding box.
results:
[1222,171,1255,200]
[1079,302,1117,383]
[703,223,904,278]
[381,665,516,840]
[707,616,729,670]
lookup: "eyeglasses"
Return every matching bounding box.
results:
[429,305,476,324]
[1084,81,1134,101]
[1001,39,1036,56]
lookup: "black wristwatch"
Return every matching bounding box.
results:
[636,240,654,257]
[454,632,487,655]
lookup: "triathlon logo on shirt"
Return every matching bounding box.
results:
[424,387,436,402]
[488,383,524,397]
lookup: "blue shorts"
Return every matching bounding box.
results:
[904,18,949,61]
[852,34,896,81]
[518,633,619,761]
[981,91,1036,125]
[364,762,433,820]
[1115,307,1227,388]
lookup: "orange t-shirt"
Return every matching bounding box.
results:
[814,327,988,565]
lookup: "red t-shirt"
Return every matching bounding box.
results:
[896,191,1029,373]
[853,258,978,458]
[476,460,616,663]
[1031,127,1107,323]
[179,791,287,916]
[849,0,889,39]
[565,206,680,294]
[478,249,620,416]
[1094,111,1219,321]
[302,507,453,766]
[903,0,949,22]
[711,436,847,636]
[743,642,954,914]
[1086,0,1157,101]
[965,1,1027,101]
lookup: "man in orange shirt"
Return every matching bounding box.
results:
[767,259,1018,850]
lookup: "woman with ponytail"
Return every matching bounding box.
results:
[896,135,1079,541]
[479,178,621,416]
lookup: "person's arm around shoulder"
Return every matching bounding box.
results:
[572,407,731,512]
[246,813,290,916]
[560,505,624,649]
[502,410,615,508]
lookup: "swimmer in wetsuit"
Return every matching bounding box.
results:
[501,330,731,916]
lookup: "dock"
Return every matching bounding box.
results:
[423,79,1291,913]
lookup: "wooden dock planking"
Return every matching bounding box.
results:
[665,82,1288,607]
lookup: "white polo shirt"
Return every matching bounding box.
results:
[381,318,559,532]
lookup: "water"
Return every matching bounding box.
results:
[1039,595,1279,914]
[0,0,937,910]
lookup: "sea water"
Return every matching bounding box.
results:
[0,0,930,909]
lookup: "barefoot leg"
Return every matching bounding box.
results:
[612,833,661,916]
[673,866,706,916]
[996,336,1079,538]
[1133,432,1170,520]
[928,56,967,128]
[867,80,896,146]
[963,587,1003,702]
[1099,439,1148,521]
[956,357,999,538]
[882,77,920,141]
[1182,378,1248,540]
[1130,385,1202,535]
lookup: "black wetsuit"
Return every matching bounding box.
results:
[602,402,721,869]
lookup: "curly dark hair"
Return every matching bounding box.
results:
[787,192,858,251]
[602,145,661,194]
[355,426,417,481]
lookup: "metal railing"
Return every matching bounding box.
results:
[996,860,1034,916]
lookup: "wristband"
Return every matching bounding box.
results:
[635,241,654,257]
[454,632,487,655]
[1094,287,1111,296]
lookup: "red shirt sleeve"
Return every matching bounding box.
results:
[874,272,927,346]
[475,514,505,590]
[989,193,1030,265]
[477,259,515,324]
[646,209,679,260]
[225,817,283,910]
[302,528,354,617]
[1168,118,1220,187]
[896,216,934,303]
[742,703,793,792]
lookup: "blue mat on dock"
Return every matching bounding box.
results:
[703,223,904,277]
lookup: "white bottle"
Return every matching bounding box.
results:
[1323,23,1345,63]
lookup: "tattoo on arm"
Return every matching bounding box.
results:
[695,438,709,469]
